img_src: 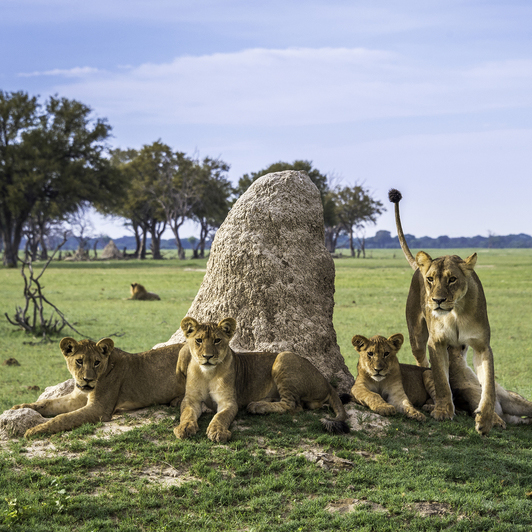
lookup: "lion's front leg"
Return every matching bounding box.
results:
[24,404,112,438]
[205,400,238,443]
[174,397,202,440]
[12,391,88,417]
[428,342,454,421]
[471,344,497,435]
[352,383,396,416]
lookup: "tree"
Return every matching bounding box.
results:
[109,145,172,259]
[190,157,232,258]
[0,91,120,267]
[235,160,329,200]
[333,184,384,257]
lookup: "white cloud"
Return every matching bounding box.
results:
[46,47,532,128]
[18,66,100,78]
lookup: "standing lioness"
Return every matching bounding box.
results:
[389,189,498,435]
[174,317,349,442]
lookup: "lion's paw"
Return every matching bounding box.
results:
[374,404,396,416]
[474,410,499,435]
[247,402,268,415]
[431,403,454,421]
[407,408,426,422]
[24,425,45,438]
[11,403,33,411]
[492,412,506,429]
[174,420,198,440]
[206,425,231,443]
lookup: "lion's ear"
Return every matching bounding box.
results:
[181,317,199,337]
[415,251,433,274]
[96,338,114,357]
[60,337,78,357]
[351,335,369,352]
[218,317,237,338]
[387,333,404,351]
[462,253,477,273]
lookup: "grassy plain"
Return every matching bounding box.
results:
[0,248,531,531]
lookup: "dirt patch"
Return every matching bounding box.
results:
[345,403,391,433]
[411,501,454,517]
[326,498,388,514]
[137,465,201,488]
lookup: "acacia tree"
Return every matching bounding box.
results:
[0,91,120,267]
[190,157,232,258]
[148,144,198,260]
[333,184,384,257]
[109,146,170,259]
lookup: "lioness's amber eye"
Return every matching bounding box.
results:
[383,352,390,357]
[94,360,100,367]
[427,277,433,282]
[214,338,221,345]
[449,277,457,283]
[367,352,374,358]
[76,359,83,366]
[195,338,202,345]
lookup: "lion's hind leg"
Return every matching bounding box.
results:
[496,386,532,424]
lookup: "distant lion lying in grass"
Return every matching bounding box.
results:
[11,337,184,437]
[128,282,160,300]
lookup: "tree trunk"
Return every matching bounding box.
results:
[349,229,355,257]
[2,224,23,268]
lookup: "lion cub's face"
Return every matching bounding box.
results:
[60,337,114,392]
[181,317,237,370]
[416,252,477,314]
[352,334,404,382]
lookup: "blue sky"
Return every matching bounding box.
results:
[2,0,531,240]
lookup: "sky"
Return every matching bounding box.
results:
[2,0,531,240]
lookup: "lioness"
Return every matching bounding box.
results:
[351,333,435,421]
[389,188,497,435]
[174,317,349,442]
[11,338,184,437]
[128,282,160,300]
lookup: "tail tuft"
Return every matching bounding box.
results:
[339,393,352,405]
[388,188,402,204]
[320,418,350,434]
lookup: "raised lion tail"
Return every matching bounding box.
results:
[388,188,417,271]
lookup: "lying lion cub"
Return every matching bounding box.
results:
[448,345,532,425]
[12,337,184,437]
[350,333,436,421]
[174,317,349,442]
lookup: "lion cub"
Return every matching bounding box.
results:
[174,317,349,442]
[128,282,160,300]
[351,333,435,421]
[12,338,184,437]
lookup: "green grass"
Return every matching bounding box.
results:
[1,249,532,531]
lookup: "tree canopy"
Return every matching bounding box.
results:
[0,91,121,266]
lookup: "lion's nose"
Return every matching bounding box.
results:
[432,298,446,305]
[83,378,93,383]
[203,354,214,361]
